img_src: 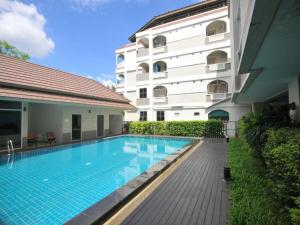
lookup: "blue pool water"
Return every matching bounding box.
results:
[0,135,192,225]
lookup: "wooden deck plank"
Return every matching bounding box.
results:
[121,138,228,225]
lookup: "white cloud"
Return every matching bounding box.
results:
[0,0,54,58]
[96,73,116,88]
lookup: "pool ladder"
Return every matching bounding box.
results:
[7,140,15,169]
[7,140,15,155]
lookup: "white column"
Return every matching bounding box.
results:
[21,101,29,148]
[148,29,154,121]
[288,76,300,122]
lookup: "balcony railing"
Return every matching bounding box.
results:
[206,62,231,72]
[116,62,124,69]
[153,97,167,104]
[153,46,167,54]
[136,98,150,106]
[153,71,167,79]
[206,32,230,43]
[136,73,149,82]
[207,93,227,101]
[116,82,124,88]
[137,48,149,57]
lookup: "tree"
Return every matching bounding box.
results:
[0,40,30,60]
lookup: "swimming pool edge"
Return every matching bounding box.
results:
[64,137,202,225]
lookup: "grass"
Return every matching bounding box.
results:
[228,138,289,225]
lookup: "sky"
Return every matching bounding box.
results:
[0,0,199,86]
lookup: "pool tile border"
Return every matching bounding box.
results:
[64,138,201,225]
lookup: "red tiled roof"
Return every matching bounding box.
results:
[0,87,134,109]
[0,55,135,110]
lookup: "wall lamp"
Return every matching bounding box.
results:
[23,107,27,112]
[88,110,91,113]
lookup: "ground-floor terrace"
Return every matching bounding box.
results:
[0,99,125,151]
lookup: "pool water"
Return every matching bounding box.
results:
[0,135,192,225]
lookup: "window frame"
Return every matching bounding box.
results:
[139,111,148,121]
[156,111,165,121]
[139,88,147,98]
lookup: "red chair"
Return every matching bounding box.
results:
[46,132,56,144]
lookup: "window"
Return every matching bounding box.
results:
[174,112,180,116]
[139,88,147,98]
[153,86,167,97]
[194,112,200,116]
[117,54,125,64]
[153,35,167,48]
[139,111,147,121]
[153,61,167,73]
[157,111,165,121]
[207,80,228,93]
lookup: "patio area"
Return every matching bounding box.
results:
[121,138,228,225]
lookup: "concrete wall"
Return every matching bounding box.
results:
[24,102,123,146]
[28,103,63,143]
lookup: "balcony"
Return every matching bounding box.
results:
[136,73,149,82]
[136,98,150,106]
[206,62,231,72]
[206,93,227,102]
[153,46,168,54]
[137,48,149,57]
[153,71,167,79]
[153,97,168,104]
[206,33,230,43]
[116,62,124,69]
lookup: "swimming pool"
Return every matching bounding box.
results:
[0,135,193,225]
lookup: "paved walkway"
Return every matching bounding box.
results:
[121,138,228,225]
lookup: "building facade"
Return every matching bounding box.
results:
[230,0,300,123]
[0,55,135,149]
[115,0,250,125]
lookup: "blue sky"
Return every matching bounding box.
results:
[0,0,198,85]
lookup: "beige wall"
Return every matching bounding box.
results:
[25,102,123,145]
[168,92,207,105]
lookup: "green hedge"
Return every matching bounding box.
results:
[239,117,300,225]
[128,120,224,137]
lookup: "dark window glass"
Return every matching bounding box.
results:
[139,88,147,98]
[0,100,21,110]
[157,111,165,121]
[194,112,200,116]
[139,111,147,121]
[0,111,21,148]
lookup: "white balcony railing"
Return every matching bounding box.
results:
[207,33,225,42]
[116,63,125,70]
[153,97,167,104]
[136,98,150,106]
[207,63,226,72]
[153,71,167,79]
[136,73,149,82]
[137,48,149,57]
[116,82,124,88]
[209,93,227,101]
[153,46,167,54]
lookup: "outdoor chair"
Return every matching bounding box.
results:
[27,133,38,146]
[46,132,56,144]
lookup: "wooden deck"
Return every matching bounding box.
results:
[121,138,228,225]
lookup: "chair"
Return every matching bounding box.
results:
[46,132,56,144]
[27,133,38,146]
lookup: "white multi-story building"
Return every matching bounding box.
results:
[115,0,250,125]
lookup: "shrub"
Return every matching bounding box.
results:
[263,129,300,207]
[128,120,224,137]
[291,197,300,225]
